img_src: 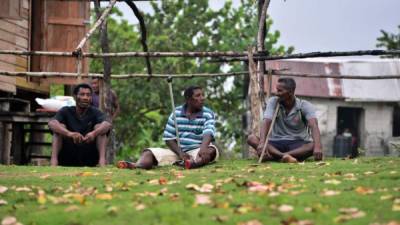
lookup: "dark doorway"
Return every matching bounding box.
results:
[393,105,400,137]
[337,107,363,157]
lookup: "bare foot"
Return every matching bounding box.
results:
[281,154,298,163]
[116,161,136,169]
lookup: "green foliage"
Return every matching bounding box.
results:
[90,0,293,157]
[0,158,399,224]
[377,25,400,57]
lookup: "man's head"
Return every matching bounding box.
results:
[73,83,93,109]
[276,77,296,101]
[91,78,100,93]
[184,86,204,111]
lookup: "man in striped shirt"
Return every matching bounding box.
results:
[117,86,219,169]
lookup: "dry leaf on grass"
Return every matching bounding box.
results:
[324,179,341,185]
[213,215,229,222]
[37,190,47,204]
[78,171,98,177]
[95,193,113,200]
[321,189,341,196]
[355,186,374,195]
[135,204,146,211]
[194,194,212,205]
[238,219,263,225]
[107,206,118,215]
[15,187,31,192]
[0,186,8,194]
[393,199,400,211]
[281,217,314,225]
[278,204,294,212]
[39,174,50,179]
[0,200,7,206]
[334,208,366,223]
[186,183,214,193]
[1,216,22,225]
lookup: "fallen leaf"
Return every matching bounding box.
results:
[95,193,113,200]
[324,179,341,185]
[39,174,50,179]
[238,219,263,225]
[1,216,17,225]
[213,215,229,222]
[195,194,211,205]
[105,185,113,192]
[268,192,280,197]
[169,193,180,201]
[380,195,393,200]
[321,189,341,196]
[0,200,7,205]
[364,171,375,175]
[393,199,400,211]
[78,171,96,177]
[64,205,80,212]
[135,204,146,211]
[278,204,294,212]
[0,186,8,194]
[335,208,366,223]
[15,187,31,192]
[390,171,397,174]
[355,186,374,195]
[63,194,85,204]
[186,183,214,193]
[158,177,168,185]
[37,190,47,204]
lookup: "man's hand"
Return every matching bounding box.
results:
[313,146,323,161]
[257,142,270,158]
[68,132,84,144]
[179,152,192,161]
[83,131,96,143]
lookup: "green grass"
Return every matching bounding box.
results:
[0,158,399,225]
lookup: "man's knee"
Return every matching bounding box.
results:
[247,134,259,146]
[198,147,216,163]
[139,150,156,169]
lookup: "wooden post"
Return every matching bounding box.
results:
[11,123,24,164]
[257,0,271,110]
[247,48,262,158]
[94,0,115,164]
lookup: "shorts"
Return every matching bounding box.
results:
[144,145,219,166]
[269,140,311,153]
[58,139,99,167]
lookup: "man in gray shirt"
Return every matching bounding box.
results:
[247,77,323,163]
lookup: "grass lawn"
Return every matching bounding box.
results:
[0,158,399,225]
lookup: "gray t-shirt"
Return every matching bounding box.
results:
[263,96,316,141]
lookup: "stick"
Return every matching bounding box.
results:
[74,0,117,54]
[258,102,280,163]
[166,77,182,154]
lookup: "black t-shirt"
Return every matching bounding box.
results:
[54,106,106,135]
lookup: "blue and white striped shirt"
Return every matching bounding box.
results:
[163,104,216,152]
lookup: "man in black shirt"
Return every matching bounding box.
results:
[48,83,112,167]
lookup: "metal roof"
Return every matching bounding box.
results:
[266,57,400,102]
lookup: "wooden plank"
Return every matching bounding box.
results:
[0,82,16,93]
[0,20,29,38]
[0,39,27,50]
[22,0,29,9]
[16,77,50,93]
[0,75,16,84]
[0,55,27,69]
[4,18,29,29]
[0,30,28,49]
[48,17,85,26]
